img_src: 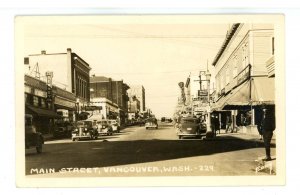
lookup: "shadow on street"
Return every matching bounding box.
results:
[25,135,275,175]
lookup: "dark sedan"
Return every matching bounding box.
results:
[177,117,206,139]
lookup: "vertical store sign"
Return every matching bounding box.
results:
[46,71,53,103]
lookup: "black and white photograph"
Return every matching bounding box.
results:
[15,15,285,186]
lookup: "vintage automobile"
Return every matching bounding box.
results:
[53,121,75,138]
[25,114,44,153]
[177,116,206,139]
[95,120,113,136]
[108,119,120,133]
[71,120,99,141]
[145,117,158,130]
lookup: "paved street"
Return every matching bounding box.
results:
[26,122,276,177]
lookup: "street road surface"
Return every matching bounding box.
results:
[25,122,276,177]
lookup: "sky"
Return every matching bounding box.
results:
[20,15,229,118]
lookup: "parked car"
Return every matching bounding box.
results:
[25,114,44,153]
[71,120,99,141]
[95,120,113,136]
[53,121,75,138]
[177,116,206,139]
[145,118,158,129]
[108,119,120,133]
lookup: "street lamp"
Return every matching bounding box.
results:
[205,70,212,137]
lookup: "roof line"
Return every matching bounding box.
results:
[212,23,241,66]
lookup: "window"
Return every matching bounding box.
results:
[41,98,46,108]
[226,67,230,85]
[33,96,39,106]
[233,55,238,78]
[242,42,249,68]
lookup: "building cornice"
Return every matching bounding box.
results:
[212,23,241,66]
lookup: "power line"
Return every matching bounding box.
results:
[93,68,201,75]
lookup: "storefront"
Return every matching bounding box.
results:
[25,75,76,134]
[52,86,76,122]
[212,76,275,135]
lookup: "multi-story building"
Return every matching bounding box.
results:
[211,23,275,134]
[88,97,119,120]
[128,96,141,113]
[90,76,130,125]
[25,75,76,134]
[127,85,145,112]
[25,48,91,120]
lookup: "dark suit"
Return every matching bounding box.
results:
[261,106,276,159]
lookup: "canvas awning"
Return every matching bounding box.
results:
[26,105,62,118]
[212,76,275,111]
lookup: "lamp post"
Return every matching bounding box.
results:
[205,70,212,136]
[197,69,213,137]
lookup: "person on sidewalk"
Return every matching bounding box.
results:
[255,108,264,140]
[225,115,232,133]
[261,105,276,161]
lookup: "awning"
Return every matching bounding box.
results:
[26,105,62,118]
[212,76,275,110]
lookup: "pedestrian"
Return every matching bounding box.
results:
[255,108,264,140]
[261,105,276,161]
[225,115,232,133]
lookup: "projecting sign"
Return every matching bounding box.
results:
[46,72,53,103]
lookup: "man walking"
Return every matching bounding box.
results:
[261,105,276,161]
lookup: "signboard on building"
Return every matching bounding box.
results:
[46,72,53,103]
[54,97,75,109]
[85,106,102,111]
[34,88,46,97]
[237,65,251,85]
[198,90,208,97]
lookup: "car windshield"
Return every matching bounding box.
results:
[84,121,93,126]
[76,121,85,126]
[109,120,117,124]
[181,118,199,124]
[97,121,108,125]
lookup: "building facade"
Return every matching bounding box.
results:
[211,23,275,135]
[128,96,141,113]
[25,75,76,134]
[25,48,91,119]
[90,76,130,125]
[127,85,145,112]
[89,97,119,120]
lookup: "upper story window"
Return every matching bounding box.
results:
[242,42,249,68]
[233,55,238,78]
[225,67,230,85]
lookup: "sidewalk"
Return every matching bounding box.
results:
[215,129,276,143]
[215,129,276,174]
